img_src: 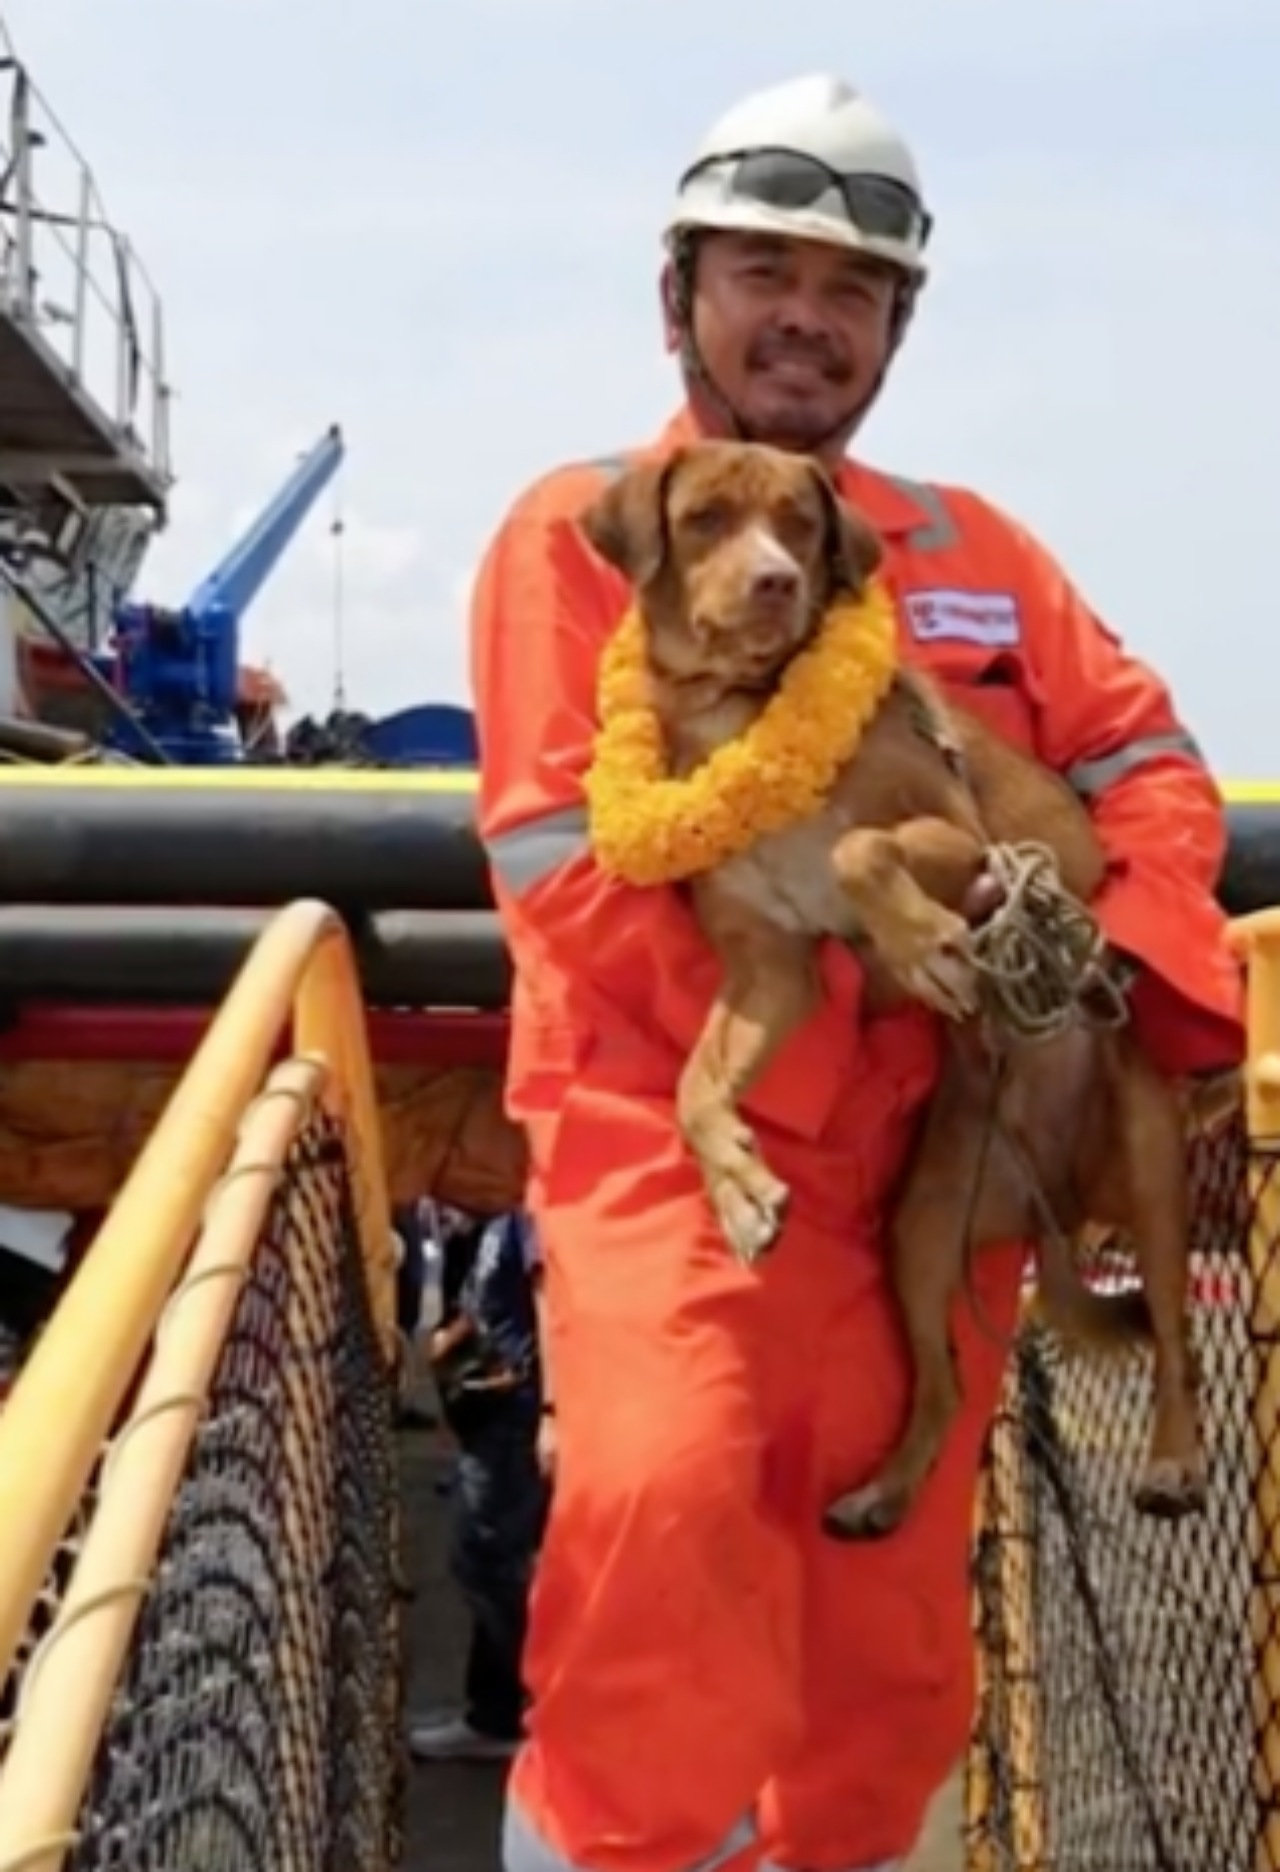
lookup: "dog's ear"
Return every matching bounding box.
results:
[579,454,680,585]
[807,463,883,594]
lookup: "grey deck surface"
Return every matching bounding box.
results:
[400,1425,508,1872]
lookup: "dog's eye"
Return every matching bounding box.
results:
[680,501,732,536]
[774,501,821,541]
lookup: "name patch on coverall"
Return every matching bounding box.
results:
[903,589,1022,648]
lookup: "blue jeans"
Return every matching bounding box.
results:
[450,1407,548,1738]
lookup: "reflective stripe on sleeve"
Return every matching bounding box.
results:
[485,804,592,896]
[1065,730,1204,799]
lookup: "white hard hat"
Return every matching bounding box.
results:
[665,75,931,278]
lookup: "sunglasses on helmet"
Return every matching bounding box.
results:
[681,147,932,251]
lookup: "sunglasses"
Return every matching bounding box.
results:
[681,147,932,251]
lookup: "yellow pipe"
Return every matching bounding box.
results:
[964,1364,1046,1870]
[0,766,476,793]
[0,766,1269,801]
[293,929,395,1355]
[1229,915,1280,1872]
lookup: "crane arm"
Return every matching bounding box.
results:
[184,422,344,625]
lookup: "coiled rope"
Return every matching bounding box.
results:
[968,840,1131,1042]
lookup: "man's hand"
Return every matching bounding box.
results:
[427,1316,473,1367]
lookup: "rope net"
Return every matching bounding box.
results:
[966,1108,1265,1870]
[0,1108,401,1872]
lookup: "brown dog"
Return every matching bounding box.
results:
[581,440,1209,1536]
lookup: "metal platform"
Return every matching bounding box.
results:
[0,28,171,515]
[0,310,163,509]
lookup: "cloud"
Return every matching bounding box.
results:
[2,0,1276,765]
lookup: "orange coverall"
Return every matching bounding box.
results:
[471,409,1243,1872]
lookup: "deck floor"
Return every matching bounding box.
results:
[397,1423,964,1872]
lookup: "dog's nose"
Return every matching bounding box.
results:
[749,565,800,602]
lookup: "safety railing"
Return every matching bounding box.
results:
[965,908,1280,1870]
[0,900,399,1872]
[0,22,171,485]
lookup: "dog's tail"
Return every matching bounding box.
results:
[1031,1227,1151,1352]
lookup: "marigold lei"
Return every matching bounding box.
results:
[585,578,899,887]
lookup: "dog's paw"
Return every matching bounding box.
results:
[822,1478,912,1542]
[713,1164,790,1266]
[685,1112,791,1265]
[900,911,979,1021]
[1133,1454,1208,1520]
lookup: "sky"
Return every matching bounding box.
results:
[3,0,1278,772]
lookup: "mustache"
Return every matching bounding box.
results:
[747,330,851,381]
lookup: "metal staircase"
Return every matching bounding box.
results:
[0,14,173,702]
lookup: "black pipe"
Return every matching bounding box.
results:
[0,905,510,1009]
[0,775,1274,916]
[0,777,489,909]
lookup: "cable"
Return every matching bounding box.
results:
[329,471,347,712]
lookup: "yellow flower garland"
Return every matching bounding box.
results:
[585,577,899,887]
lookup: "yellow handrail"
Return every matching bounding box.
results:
[1230,910,1280,1872]
[0,898,392,1679]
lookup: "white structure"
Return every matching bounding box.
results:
[0,13,172,671]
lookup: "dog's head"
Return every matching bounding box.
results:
[580,441,882,688]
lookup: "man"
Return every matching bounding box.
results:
[408,1209,550,1762]
[470,74,1243,1872]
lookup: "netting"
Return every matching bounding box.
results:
[0,1497,95,1765]
[2,1108,401,1872]
[967,1110,1269,1870]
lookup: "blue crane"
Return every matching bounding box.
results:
[109,424,345,763]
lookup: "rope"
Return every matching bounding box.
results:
[329,474,347,712]
[954,840,1133,1357]
[969,840,1131,1043]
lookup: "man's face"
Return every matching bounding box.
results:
[676,231,900,453]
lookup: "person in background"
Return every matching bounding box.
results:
[0,1250,50,1396]
[408,1207,551,1763]
[395,1199,428,1343]
[392,1198,438,1431]
[0,1208,78,1400]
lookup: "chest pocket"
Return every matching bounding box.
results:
[912,644,1041,757]
[878,476,1042,757]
